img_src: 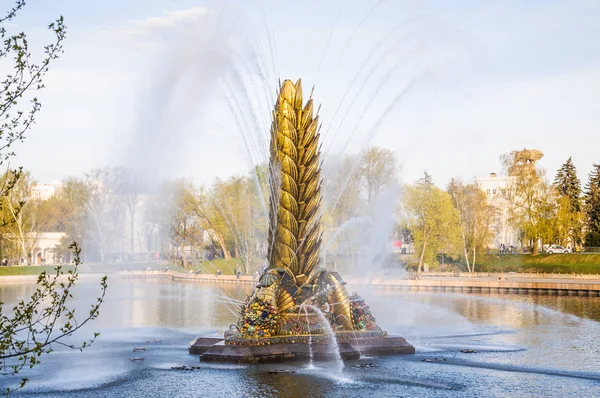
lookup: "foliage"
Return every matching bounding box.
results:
[212,176,260,273]
[162,175,268,273]
[49,178,90,240]
[554,157,582,212]
[403,172,460,274]
[584,164,600,246]
[553,195,583,248]
[0,170,47,263]
[358,146,397,204]
[0,1,65,164]
[502,151,556,255]
[114,168,146,254]
[321,155,364,269]
[321,148,399,271]
[0,243,107,395]
[447,178,495,272]
[81,169,125,263]
[553,157,583,247]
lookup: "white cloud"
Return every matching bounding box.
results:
[123,7,210,43]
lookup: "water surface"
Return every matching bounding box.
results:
[2,277,599,397]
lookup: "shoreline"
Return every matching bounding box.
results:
[3,271,599,296]
[116,271,600,296]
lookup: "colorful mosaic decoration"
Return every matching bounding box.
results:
[350,293,379,331]
[237,298,278,338]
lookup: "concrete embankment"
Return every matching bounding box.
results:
[120,271,257,284]
[344,277,600,297]
[119,271,600,296]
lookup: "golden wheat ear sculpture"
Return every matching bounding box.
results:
[218,78,408,352]
[267,79,323,286]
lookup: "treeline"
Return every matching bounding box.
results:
[2,147,598,273]
[167,146,399,273]
[0,147,400,272]
[0,168,148,264]
[402,152,600,274]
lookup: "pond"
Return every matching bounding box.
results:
[2,276,599,397]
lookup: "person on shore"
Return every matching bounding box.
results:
[216,269,222,277]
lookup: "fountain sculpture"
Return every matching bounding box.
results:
[190,79,414,362]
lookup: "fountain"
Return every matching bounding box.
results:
[189,79,414,363]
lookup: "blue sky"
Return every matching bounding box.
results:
[8,0,600,187]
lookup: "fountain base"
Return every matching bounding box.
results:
[189,335,415,364]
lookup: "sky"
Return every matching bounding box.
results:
[5,0,600,188]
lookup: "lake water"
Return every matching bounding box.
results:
[2,276,600,397]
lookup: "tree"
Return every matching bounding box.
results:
[323,155,363,224]
[81,169,125,263]
[553,195,582,248]
[448,178,495,273]
[420,170,434,187]
[502,151,556,255]
[554,157,582,212]
[161,180,193,267]
[0,170,48,264]
[187,183,232,261]
[321,154,364,270]
[584,164,600,246]
[322,148,399,272]
[359,146,397,204]
[0,3,105,393]
[212,176,258,273]
[49,178,90,244]
[403,172,460,275]
[553,157,583,248]
[115,168,145,254]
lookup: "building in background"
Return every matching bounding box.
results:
[31,181,63,201]
[475,172,518,249]
[28,232,70,265]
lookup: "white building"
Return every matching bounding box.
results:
[29,232,71,265]
[31,181,63,201]
[475,173,519,249]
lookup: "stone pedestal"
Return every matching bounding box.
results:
[189,335,415,364]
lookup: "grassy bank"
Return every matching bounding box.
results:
[183,258,245,275]
[476,254,600,274]
[0,259,252,277]
[0,265,76,276]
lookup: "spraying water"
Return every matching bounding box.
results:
[301,304,345,374]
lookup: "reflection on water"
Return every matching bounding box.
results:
[1,277,599,397]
